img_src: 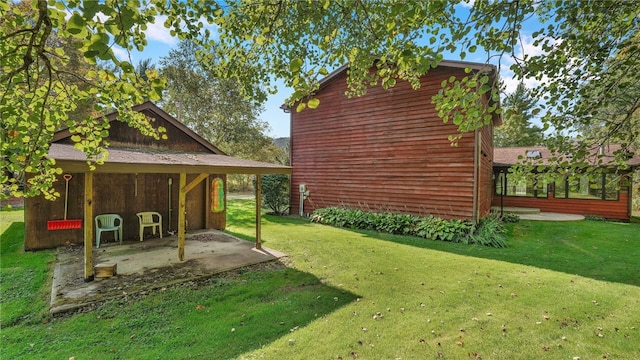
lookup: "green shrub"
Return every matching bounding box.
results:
[310,207,347,227]
[585,215,606,221]
[469,214,508,248]
[500,213,520,223]
[258,174,290,215]
[414,216,473,242]
[311,207,507,247]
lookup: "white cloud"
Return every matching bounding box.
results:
[145,15,219,46]
[146,15,177,46]
[111,46,129,61]
[458,0,476,9]
[500,34,558,94]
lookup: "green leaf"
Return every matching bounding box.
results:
[67,13,86,35]
[289,58,303,73]
[308,98,320,109]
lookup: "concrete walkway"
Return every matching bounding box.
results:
[50,230,286,315]
[518,212,585,221]
[492,206,585,221]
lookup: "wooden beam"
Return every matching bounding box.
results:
[178,173,186,261]
[84,172,94,282]
[56,160,292,175]
[255,175,262,250]
[182,173,208,194]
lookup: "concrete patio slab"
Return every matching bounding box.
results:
[492,206,585,221]
[518,212,585,221]
[50,230,286,315]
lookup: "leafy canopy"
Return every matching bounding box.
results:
[1,0,639,199]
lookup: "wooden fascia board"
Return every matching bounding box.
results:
[55,160,292,175]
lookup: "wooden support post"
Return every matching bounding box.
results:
[176,173,209,261]
[255,174,262,250]
[84,172,94,282]
[178,173,186,261]
[205,175,211,229]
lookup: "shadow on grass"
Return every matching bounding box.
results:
[4,261,360,360]
[1,221,25,256]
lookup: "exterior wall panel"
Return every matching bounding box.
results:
[25,172,226,250]
[291,67,492,220]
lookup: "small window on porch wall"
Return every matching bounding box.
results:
[555,173,620,200]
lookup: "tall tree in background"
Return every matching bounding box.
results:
[495,83,544,147]
[158,40,280,192]
[1,1,638,199]
[136,58,156,82]
[158,40,273,159]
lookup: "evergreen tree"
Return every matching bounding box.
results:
[495,83,544,147]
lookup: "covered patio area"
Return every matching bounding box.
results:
[50,229,286,315]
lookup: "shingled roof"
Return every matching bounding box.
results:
[494,145,640,168]
[48,101,290,175]
[48,144,290,174]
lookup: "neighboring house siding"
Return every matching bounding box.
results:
[291,66,488,220]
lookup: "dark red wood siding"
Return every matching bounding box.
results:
[491,177,631,220]
[290,67,493,220]
[24,173,226,250]
[478,125,495,219]
[54,109,212,153]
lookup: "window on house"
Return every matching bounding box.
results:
[554,173,620,200]
[495,172,547,198]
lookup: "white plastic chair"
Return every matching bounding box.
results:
[136,212,163,242]
[95,214,123,248]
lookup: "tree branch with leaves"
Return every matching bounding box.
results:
[2,0,639,200]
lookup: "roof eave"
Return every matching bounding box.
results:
[54,159,292,175]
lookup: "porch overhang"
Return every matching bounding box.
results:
[50,144,291,175]
[47,144,291,281]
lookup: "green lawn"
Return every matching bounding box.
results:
[1,199,639,359]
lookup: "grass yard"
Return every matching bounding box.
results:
[1,199,640,359]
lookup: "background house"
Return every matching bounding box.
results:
[25,102,290,250]
[493,145,640,220]
[288,61,500,222]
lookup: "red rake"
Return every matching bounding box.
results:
[47,174,83,230]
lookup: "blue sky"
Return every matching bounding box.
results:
[116,6,547,139]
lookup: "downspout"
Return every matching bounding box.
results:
[472,128,480,225]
